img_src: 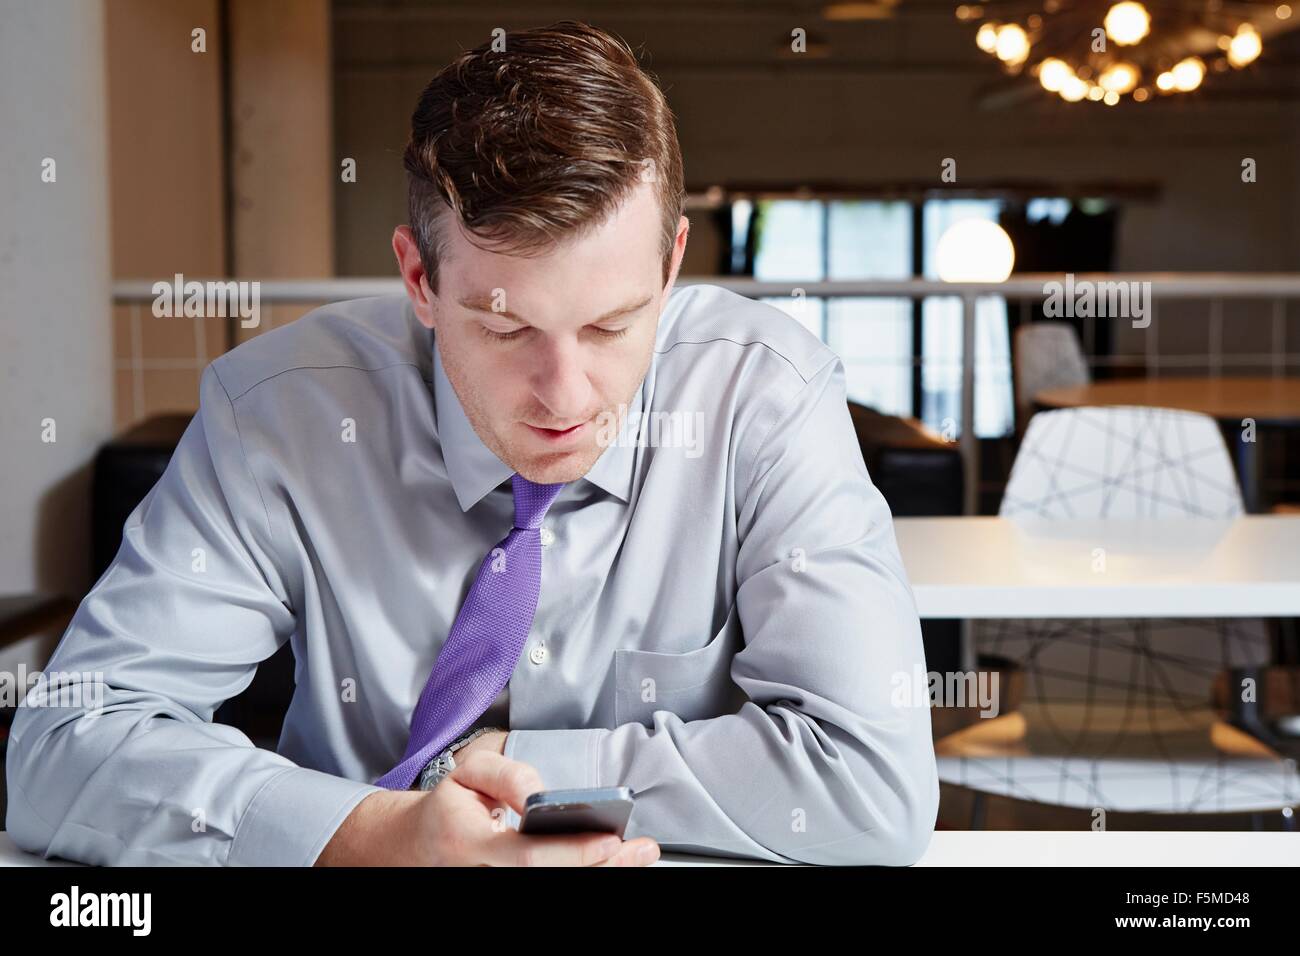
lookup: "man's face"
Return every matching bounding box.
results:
[395,180,688,484]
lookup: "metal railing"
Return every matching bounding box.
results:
[113,273,1300,514]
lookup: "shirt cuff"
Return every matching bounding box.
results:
[502,728,610,830]
[227,766,384,867]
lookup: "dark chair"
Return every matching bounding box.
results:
[92,414,193,578]
[845,402,964,517]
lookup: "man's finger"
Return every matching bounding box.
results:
[479,829,626,867]
[448,750,544,815]
[592,837,661,867]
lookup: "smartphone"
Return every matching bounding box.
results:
[519,786,635,837]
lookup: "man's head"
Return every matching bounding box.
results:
[393,20,689,485]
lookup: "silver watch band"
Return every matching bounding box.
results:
[413,726,504,791]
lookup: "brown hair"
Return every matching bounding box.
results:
[404,20,686,294]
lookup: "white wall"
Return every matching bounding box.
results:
[0,0,113,666]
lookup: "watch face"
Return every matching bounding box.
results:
[416,755,451,791]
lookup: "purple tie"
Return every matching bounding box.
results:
[375,473,566,790]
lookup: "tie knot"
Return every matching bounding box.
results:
[510,473,566,530]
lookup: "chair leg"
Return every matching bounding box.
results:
[1271,616,1300,666]
[970,791,987,830]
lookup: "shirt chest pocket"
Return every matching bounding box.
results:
[613,603,747,728]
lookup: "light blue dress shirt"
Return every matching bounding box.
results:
[5,284,938,866]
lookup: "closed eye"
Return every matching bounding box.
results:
[480,325,631,342]
[480,325,526,342]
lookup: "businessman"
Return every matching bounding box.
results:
[6,20,938,866]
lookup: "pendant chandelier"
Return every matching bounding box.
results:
[957,1,1295,104]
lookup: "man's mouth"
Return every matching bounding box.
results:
[525,420,589,443]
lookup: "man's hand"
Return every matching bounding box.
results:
[314,750,660,866]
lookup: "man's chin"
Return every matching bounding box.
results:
[510,446,600,485]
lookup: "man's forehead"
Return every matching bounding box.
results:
[453,284,655,323]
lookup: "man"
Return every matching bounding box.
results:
[6,20,937,866]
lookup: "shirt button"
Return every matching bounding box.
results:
[528,644,547,665]
[539,527,555,548]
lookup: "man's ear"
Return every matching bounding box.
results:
[393,225,437,330]
[662,215,690,298]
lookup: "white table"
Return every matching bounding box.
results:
[893,515,1300,619]
[5,830,1296,867]
[911,831,1300,866]
[658,832,1300,866]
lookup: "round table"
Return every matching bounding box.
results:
[1036,375,1300,513]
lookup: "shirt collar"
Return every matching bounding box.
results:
[432,332,640,512]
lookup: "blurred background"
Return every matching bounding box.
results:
[3,0,1300,833]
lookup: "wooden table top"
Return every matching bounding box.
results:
[1036,375,1300,423]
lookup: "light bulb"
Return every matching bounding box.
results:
[1155,70,1175,91]
[1171,56,1205,91]
[1038,57,1073,91]
[935,220,1016,282]
[1099,62,1140,93]
[1060,76,1089,101]
[976,22,999,52]
[1227,24,1262,67]
[1104,2,1151,46]
[995,24,1030,64]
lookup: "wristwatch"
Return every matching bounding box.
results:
[413,726,504,791]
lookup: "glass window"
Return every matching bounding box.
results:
[921,199,1014,438]
[1027,197,1071,224]
[729,199,754,274]
[826,200,912,417]
[753,199,913,417]
[746,195,1018,437]
[754,199,826,339]
[752,200,825,282]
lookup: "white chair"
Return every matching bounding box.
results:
[937,406,1298,818]
[1013,321,1090,435]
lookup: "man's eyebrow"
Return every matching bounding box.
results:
[456,292,655,324]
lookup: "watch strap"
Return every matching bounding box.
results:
[413,726,504,791]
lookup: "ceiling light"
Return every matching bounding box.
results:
[1171,56,1205,92]
[1227,24,1262,67]
[1104,2,1151,46]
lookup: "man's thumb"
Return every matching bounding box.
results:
[449,750,544,814]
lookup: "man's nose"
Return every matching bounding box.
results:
[530,336,594,422]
